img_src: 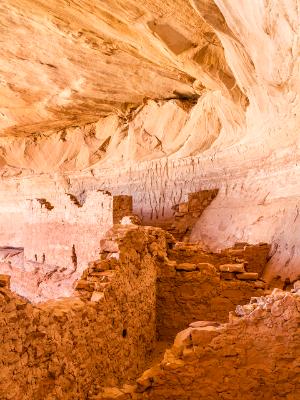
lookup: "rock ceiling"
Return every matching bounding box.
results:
[1,0,235,134]
[0,0,253,172]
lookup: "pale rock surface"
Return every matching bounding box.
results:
[0,1,299,281]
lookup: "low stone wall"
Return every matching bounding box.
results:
[0,222,275,399]
[155,242,270,340]
[157,254,266,341]
[0,225,169,400]
[132,289,300,400]
[220,242,270,276]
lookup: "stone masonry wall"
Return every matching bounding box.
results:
[113,196,133,224]
[148,189,219,242]
[157,242,270,340]
[132,289,300,400]
[0,225,168,400]
[169,189,219,241]
[220,242,271,277]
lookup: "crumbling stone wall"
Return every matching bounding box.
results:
[0,225,167,400]
[157,242,270,340]
[133,289,300,400]
[145,189,218,241]
[113,196,133,224]
[0,221,275,399]
[157,266,266,341]
[168,189,219,241]
[220,242,270,276]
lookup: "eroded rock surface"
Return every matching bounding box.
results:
[0,0,299,280]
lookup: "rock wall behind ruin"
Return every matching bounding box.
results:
[2,141,300,282]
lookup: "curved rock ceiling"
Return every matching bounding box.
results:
[0,0,246,171]
[0,0,299,279]
[1,0,298,173]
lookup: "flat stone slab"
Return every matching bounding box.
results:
[175,263,197,272]
[254,280,266,288]
[220,271,236,280]
[191,326,220,345]
[219,263,245,273]
[75,280,95,291]
[236,272,258,280]
[189,321,220,328]
[91,292,105,302]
